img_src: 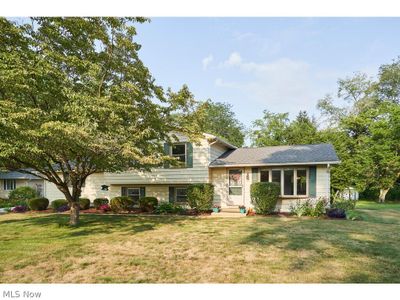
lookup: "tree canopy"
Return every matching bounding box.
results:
[250,110,320,146]
[200,100,245,147]
[0,17,204,224]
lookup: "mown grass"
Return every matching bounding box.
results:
[0,200,399,283]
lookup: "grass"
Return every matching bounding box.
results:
[0,200,400,283]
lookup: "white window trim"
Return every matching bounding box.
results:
[258,167,309,197]
[170,143,187,168]
[4,179,16,191]
[228,168,243,196]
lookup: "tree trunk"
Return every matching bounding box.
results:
[70,201,80,226]
[378,189,389,203]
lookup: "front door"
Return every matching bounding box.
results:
[227,169,244,206]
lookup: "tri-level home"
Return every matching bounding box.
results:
[1,133,340,212]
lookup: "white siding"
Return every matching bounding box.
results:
[316,165,330,199]
[109,185,169,202]
[209,143,227,162]
[0,179,44,199]
[43,181,65,201]
[211,165,332,212]
[104,133,210,185]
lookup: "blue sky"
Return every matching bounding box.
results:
[134,17,400,130]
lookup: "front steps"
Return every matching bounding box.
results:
[211,207,246,218]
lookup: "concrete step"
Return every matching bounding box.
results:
[211,211,246,218]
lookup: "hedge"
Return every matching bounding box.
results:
[79,198,91,210]
[110,196,134,212]
[26,197,49,211]
[9,186,38,201]
[187,183,214,212]
[93,198,109,210]
[250,182,280,214]
[51,199,69,211]
[139,197,158,212]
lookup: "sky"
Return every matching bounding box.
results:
[134,17,400,130]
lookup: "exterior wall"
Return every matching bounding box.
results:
[316,165,330,199]
[0,179,44,199]
[211,164,332,212]
[109,185,170,202]
[104,133,212,185]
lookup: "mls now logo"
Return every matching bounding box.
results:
[3,291,41,298]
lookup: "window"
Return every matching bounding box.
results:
[260,170,269,182]
[176,188,188,202]
[271,170,281,186]
[296,169,307,195]
[229,169,242,195]
[284,170,294,195]
[127,188,140,202]
[260,168,308,197]
[171,144,186,167]
[3,179,16,191]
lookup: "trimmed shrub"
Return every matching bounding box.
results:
[187,183,214,212]
[139,197,158,212]
[26,197,49,211]
[79,198,90,210]
[326,208,346,218]
[311,198,327,217]
[51,199,69,211]
[93,198,109,209]
[155,202,185,214]
[9,186,38,201]
[110,196,134,212]
[250,182,280,214]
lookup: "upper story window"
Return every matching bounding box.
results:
[260,168,308,197]
[171,143,186,168]
[3,179,16,191]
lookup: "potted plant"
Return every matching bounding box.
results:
[239,205,246,214]
[212,204,221,213]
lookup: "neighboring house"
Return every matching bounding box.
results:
[339,187,359,201]
[0,171,44,199]
[3,133,340,212]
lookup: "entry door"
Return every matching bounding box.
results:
[227,169,244,206]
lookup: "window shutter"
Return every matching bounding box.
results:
[121,187,127,196]
[252,168,259,182]
[186,142,193,168]
[140,187,146,198]
[169,187,175,203]
[309,166,317,197]
[163,143,170,168]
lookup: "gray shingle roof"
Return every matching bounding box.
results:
[209,143,339,167]
[0,171,41,180]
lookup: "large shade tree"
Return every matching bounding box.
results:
[0,17,204,224]
[201,100,245,147]
[318,60,400,202]
[250,110,320,146]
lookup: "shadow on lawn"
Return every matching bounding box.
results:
[240,217,400,283]
[0,213,194,238]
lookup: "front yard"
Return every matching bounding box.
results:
[0,201,400,283]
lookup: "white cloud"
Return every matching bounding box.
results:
[220,52,242,67]
[201,54,213,70]
[215,52,333,117]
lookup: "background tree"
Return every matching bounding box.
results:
[250,110,320,146]
[0,17,204,225]
[317,60,400,202]
[201,100,245,147]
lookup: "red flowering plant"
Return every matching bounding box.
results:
[99,204,111,212]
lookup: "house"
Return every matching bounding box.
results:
[3,133,340,212]
[0,171,44,199]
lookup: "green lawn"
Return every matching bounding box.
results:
[0,200,400,283]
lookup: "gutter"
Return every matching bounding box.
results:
[208,161,341,168]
